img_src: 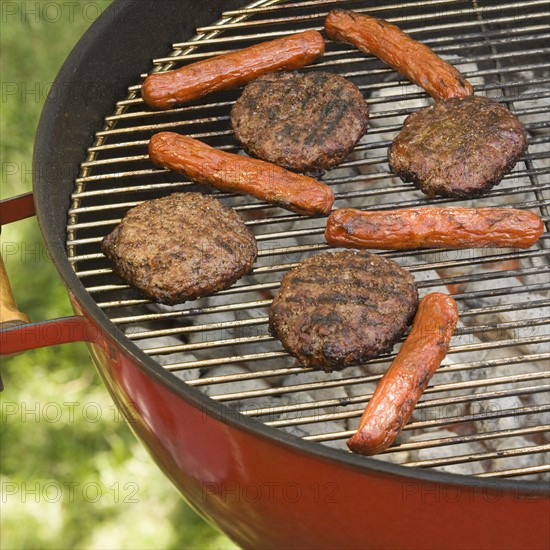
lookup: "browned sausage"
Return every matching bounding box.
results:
[325,207,544,250]
[142,30,325,110]
[347,293,458,455]
[325,10,473,101]
[149,132,334,216]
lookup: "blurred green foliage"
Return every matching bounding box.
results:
[0,2,237,548]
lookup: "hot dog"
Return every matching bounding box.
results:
[347,292,458,455]
[325,207,544,250]
[142,30,325,110]
[325,10,473,101]
[149,132,334,216]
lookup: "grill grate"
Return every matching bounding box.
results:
[67,0,550,480]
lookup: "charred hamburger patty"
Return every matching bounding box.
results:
[388,95,528,198]
[231,71,369,173]
[101,193,257,305]
[269,250,418,372]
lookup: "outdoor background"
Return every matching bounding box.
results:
[1,1,237,548]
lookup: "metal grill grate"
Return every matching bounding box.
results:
[66,0,550,480]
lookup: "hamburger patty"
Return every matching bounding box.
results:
[269,251,418,372]
[101,193,257,305]
[388,95,528,198]
[231,71,369,173]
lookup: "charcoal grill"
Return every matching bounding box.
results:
[1,0,549,548]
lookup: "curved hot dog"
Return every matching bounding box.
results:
[325,207,544,250]
[347,292,459,456]
[142,30,325,110]
[325,10,473,101]
[149,132,334,216]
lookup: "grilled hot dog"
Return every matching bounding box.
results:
[142,30,325,110]
[347,293,459,455]
[325,10,473,101]
[325,207,544,250]
[149,132,334,216]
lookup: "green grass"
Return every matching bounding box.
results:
[0,2,237,548]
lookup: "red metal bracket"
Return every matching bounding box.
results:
[0,193,36,226]
[0,316,100,356]
[0,193,97,390]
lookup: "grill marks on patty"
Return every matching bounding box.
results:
[269,251,419,372]
[101,193,257,305]
[231,71,369,173]
[389,95,528,198]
